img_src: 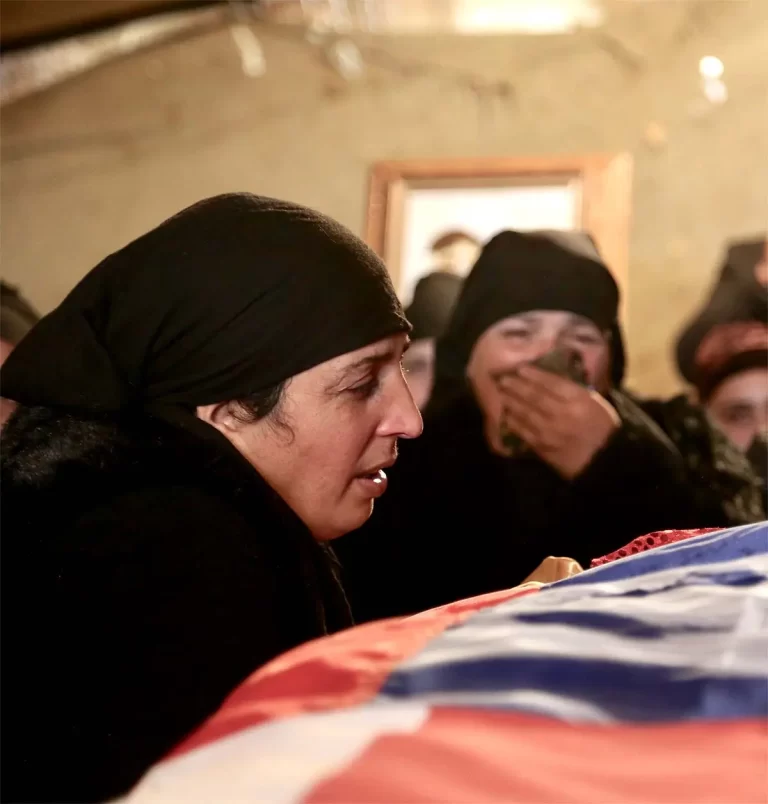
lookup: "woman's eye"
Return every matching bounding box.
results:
[721,406,752,424]
[501,328,530,340]
[566,331,601,346]
[348,377,380,400]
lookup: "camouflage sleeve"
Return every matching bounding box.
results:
[633,393,766,525]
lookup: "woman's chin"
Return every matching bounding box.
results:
[342,499,377,536]
[312,500,375,541]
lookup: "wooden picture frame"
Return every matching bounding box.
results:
[365,154,633,315]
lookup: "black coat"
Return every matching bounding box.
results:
[1,408,351,803]
[335,390,765,623]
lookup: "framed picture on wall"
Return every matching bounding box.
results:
[365,155,633,314]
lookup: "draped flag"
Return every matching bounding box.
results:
[122,523,768,804]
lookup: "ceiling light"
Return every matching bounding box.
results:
[699,56,724,80]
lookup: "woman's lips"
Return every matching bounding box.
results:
[353,468,388,497]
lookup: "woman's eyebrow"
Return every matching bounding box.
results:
[345,350,396,372]
[564,313,594,328]
[326,338,411,392]
[324,349,397,393]
[720,400,752,412]
[501,314,538,328]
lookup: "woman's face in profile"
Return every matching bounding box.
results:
[466,310,611,446]
[706,367,768,452]
[201,333,422,541]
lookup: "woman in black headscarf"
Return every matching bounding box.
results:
[402,270,463,410]
[335,230,764,623]
[0,194,421,803]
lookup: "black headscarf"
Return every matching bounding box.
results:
[675,237,767,384]
[405,271,463,341]
[432,230,624,406]
[1,194,409,414]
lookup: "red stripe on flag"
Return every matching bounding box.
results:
[171,584,541,758]
[308,707,768,804]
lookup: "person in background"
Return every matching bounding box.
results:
[675,237,767,508]
[0,281,40,426]
[336,231,765,623]
[399,233,476,410]
[428,230,481,277]
[1,194,421,803]
[676,238,767,451]
[687,321,767,452]
[402,271,463,409]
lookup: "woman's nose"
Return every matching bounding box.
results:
[382,378,423,440]
[531,337,558,360]
[398,384,424,439]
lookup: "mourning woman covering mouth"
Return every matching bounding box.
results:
[0,194,421,802]
[336,230,763,624]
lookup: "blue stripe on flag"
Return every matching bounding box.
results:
[379,524,768,724]
[382,656,768,722]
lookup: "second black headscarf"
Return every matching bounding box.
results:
[1,193,409,414]
[405,271,464,341]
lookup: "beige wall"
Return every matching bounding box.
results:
[2,2,766,396]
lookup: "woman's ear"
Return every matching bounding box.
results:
[196,402,242,434]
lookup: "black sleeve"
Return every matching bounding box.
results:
[50,486,292,801]
[561,420,699,563]
[334,483,416,622]
[334,448,463,623]
[558,386,768,566]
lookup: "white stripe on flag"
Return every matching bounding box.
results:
[379,688,620,722]
[392,554,768,678]
[121,701,429,804]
